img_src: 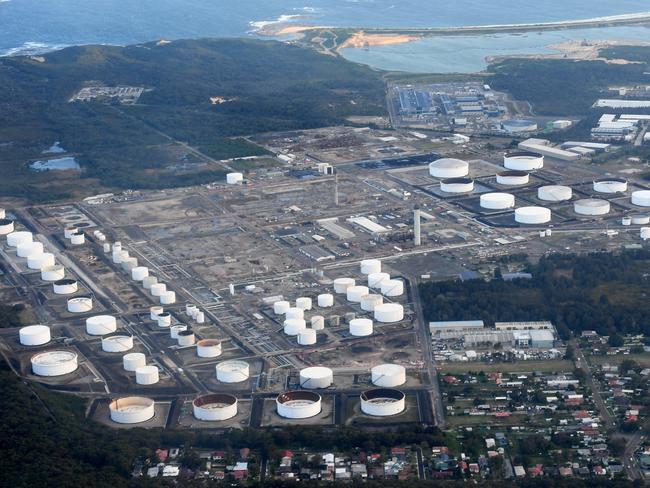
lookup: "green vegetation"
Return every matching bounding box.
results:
[420,250,650,339]
[0,303,25,328]
[0,38,385,201]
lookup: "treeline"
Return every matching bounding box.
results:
[420,250,650,338]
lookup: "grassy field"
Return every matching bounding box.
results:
[439,359,574,374]
[588,353,650,367]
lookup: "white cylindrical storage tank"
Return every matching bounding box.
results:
[333,277,355,294]
[7,231,32,247]
[0,219,15,235]
[0,208,4,219]
[67,296,92,313]
[123,352,146,371]
[632,215,650,225]
[298,328,317,345]
[317,293,334,308]
[31,350,78,376]
[273,300,290,315]
[503,151,544,171]
[440,177,474,193]
[632,191,650,207]
[136,365,159,385]
[131,266,149,281]
[216,360,250,383]
[285,307,304,320]
[496,170,529,186]
[311,315,325,330]
[380,279,404,297]
[41,265,65,281]
[193,394,238,421]
[226,172,244,185]
[160,291,176,305]
[296,297,312,311]
[142,276,158,290]
[276,391,321,419]
[361,294,383,312]
[197,339,222,358]
[574,198,610,216]
[284,318,306,336]
[350,318,373,337]
[594,178,627,193]
[86,315,117,335]
[64,227,77,239]
[371,364,406,387]
[109,397,155,424]
[360,259,381,275]
[480,192,515,210]
[101,334,133,352]
[53,278,78,295]
[360,388,405,417]
[150,306,163,320]
[300,366,334,389]
[19,325,51,346]
[641,227,650,240]
[112,250,127,264]
[515,206,551,224]
[150,283,166,297]
[102,243,111,253]
[374,303,404,323]
[170,324,188,339]
[196,311,205,324]
[429,158,469,178]
[120,257,138,271]
[17,241,43,258]
[177,330,196,346]
[156,312,172,328]
[538,185,572,202]
[27,252,55,270]
[112,241,122,252]
[70,232,85,245]
[368,272,390,289]
[347,285,369,303]
[622,217,632,226]
[186,304,198,317]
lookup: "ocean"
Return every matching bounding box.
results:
[0,0,649,71]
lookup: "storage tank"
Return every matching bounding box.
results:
[298,328,317,345]
[284,318,306,336]
[7,231,32,247]
[142,276,158,290]
[311,315,325,330]
[19,325,51,346]
[216,360,250,383]
[159,291,176,305]
[374,303,404,323]
[156,312,172,328]
[70,232,85,245]
[496,170,529,186]
[131,266,149,281]
[593,178,628,193]
[135,365,159,385]
[276,390,322,419]
[112,250,126,264]
[622,217,632,226]
[226,172,244,185]
[31,350,78,376]
[17,241,43,258]
[0,219,15,235]
[515,206,551,224]
[67,296,92,313]
[101,333,134,352]
[170,324,188,339]
[177,330,196,347]
[350,318,373,337]
[503,151,543,170]
[361,294,383,312]
[197,339,222,358]
[333,277,355,294]
[102,243,111,253]
[86,315,117,335]
[53,278,78,295]
[285,307,304,320]
[27,252,55,270]
[317,293,334,308]
[151,284,167,298]
[41,265,65,281]
[196,311,205,324]
[296,297,312,311]
[429,158,469,178]
[300,366,334,389]
[480,192,515,210]
[360,388,405,417]
[360,259,381,275]
[123,352,146,371]
[150,306,163,320]
[0,208,4,219]
[273,300,291,315]
[64,227,77,239]
[641,227,650,240]
[632,215,650,225]
[368,272,390,289]
[186,304,198,318]
[120,257,138,271]
[347,285,369,303]
[328,315,340,327]
[574,198,610,216]
[371,364,406,387]
[193,393,238,421]
[380,279,404,297]
[440,177,474,193]
[109,397,155,424]
[538,185,572,202]
[632,190,650,207]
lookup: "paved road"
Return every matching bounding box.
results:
[623,431,645,480]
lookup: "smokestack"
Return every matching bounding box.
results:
[413,205,421,246]
[334,169,339,207]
